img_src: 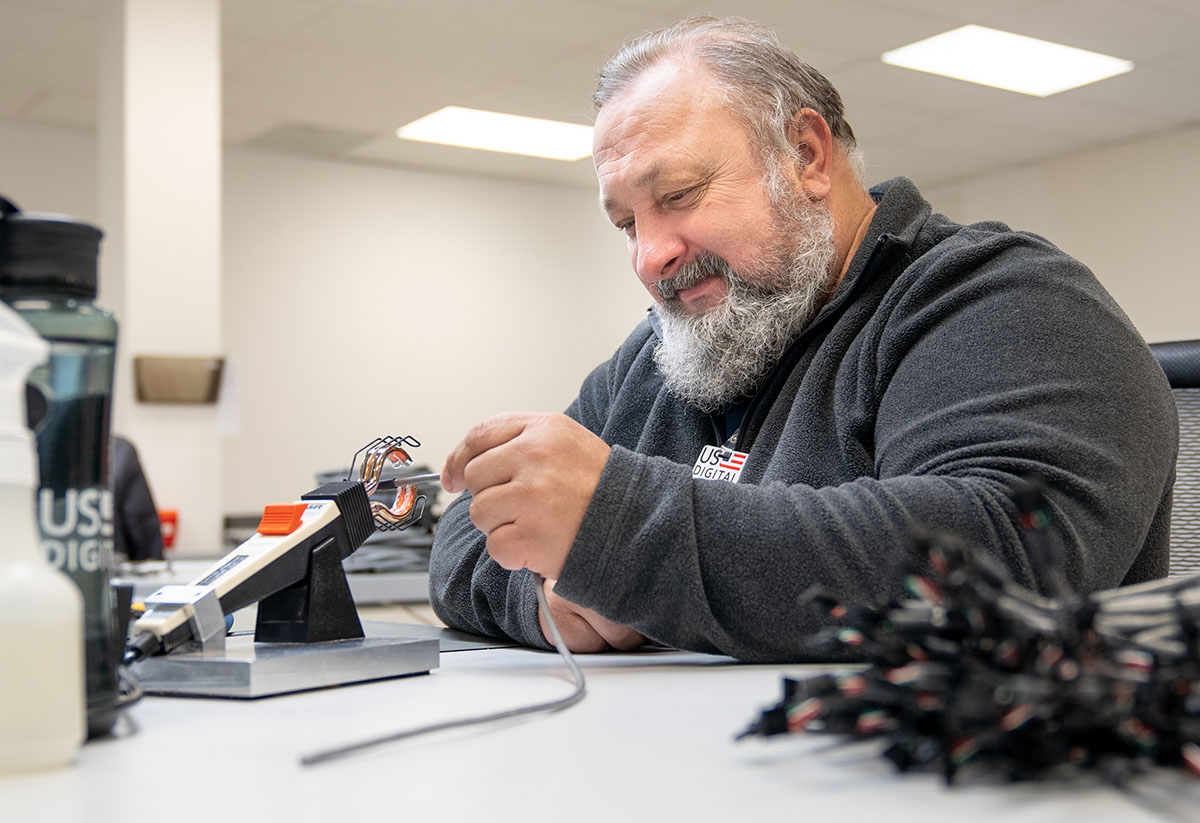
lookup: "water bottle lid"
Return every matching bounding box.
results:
[0,195,103,299]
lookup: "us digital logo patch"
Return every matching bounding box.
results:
[692,445,749,483]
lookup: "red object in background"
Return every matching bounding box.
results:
[158,509,178,550]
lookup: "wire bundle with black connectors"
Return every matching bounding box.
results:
[738,488,1200,785]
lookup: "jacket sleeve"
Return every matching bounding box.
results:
[427,354,619,647]
[552,232,1178,662]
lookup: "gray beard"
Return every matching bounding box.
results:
[652,198,838,412]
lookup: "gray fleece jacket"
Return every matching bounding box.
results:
[429,177,1177,662]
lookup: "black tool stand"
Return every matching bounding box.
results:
[254,537,365,644]
[133,541,438,699]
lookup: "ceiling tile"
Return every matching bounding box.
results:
[0,43,97,94]
[275,3,453,57]
[1053,49,1200,122]
[860,137,999,190]
[346,132,600,189]
[1137,0,1200,19]
[221,36,265,73]
[0,1,99,52]
[847,100,937,149]
[828,59,1023,118]
[691,0,955,53]
[900,109,1099,178]
[999,0,1199,62]
[979,98,1161,149]
[297,0,652,61]
[22,89,95,130]
[221,102,287,145]
[860,0,1049,18]
[0,0,1197,191]
[242,121,379,154]
[0,83,42,117]
[573,0,705,15]
[437,82,598,128]
[1,0,101,12]
[518,39,631,102]
[221,0,332,41]
[224,46,450,136]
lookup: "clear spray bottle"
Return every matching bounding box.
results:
[0,299,84,771]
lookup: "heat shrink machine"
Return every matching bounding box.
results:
[125,437,440,698]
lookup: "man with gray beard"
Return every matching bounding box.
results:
[428,17,1177,661]
[653,193,837,410]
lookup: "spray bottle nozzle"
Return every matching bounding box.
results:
[0,301,49,488]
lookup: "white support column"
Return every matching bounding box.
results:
[98,0,223,555]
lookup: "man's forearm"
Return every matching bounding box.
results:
[428,492,552,649]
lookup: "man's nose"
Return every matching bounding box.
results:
[634,219,685,287]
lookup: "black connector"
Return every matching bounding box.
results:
[738,512,1200,785]
[123,630,161,665]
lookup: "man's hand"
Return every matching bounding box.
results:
[538,578,645,653]
[440,412,611,580]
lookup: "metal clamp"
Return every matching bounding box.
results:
[143,585,227,653]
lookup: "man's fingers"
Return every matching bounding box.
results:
[467,481,524,539]
[441,413,536,491]
[459,444,518,498]
[482,521,533,572]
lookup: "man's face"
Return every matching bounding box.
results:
[593,58,838,410]
[594,59,792,314]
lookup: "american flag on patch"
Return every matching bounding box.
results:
[718,450,747,471]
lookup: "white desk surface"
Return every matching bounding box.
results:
[3,645,1196,823]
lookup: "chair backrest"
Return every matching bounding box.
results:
[1149,340,1200,576]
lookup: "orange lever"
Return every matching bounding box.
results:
[256,503,307,536]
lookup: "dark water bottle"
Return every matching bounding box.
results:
[0,196,121,738]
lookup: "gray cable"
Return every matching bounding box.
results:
[299,572,585,767]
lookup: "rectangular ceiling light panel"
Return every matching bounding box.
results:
[396,106,594,161]
[881,24,1134,97]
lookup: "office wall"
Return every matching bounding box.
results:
[923,123,1200,344]
[220,150,643,516]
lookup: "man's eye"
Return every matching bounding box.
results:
[617,220,635,236]
[667,187,696,204]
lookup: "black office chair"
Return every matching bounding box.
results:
[1149,340,1200,576]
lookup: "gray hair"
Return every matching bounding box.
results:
[593,16,865,181]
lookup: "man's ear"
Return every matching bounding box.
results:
[787,107,834,200]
